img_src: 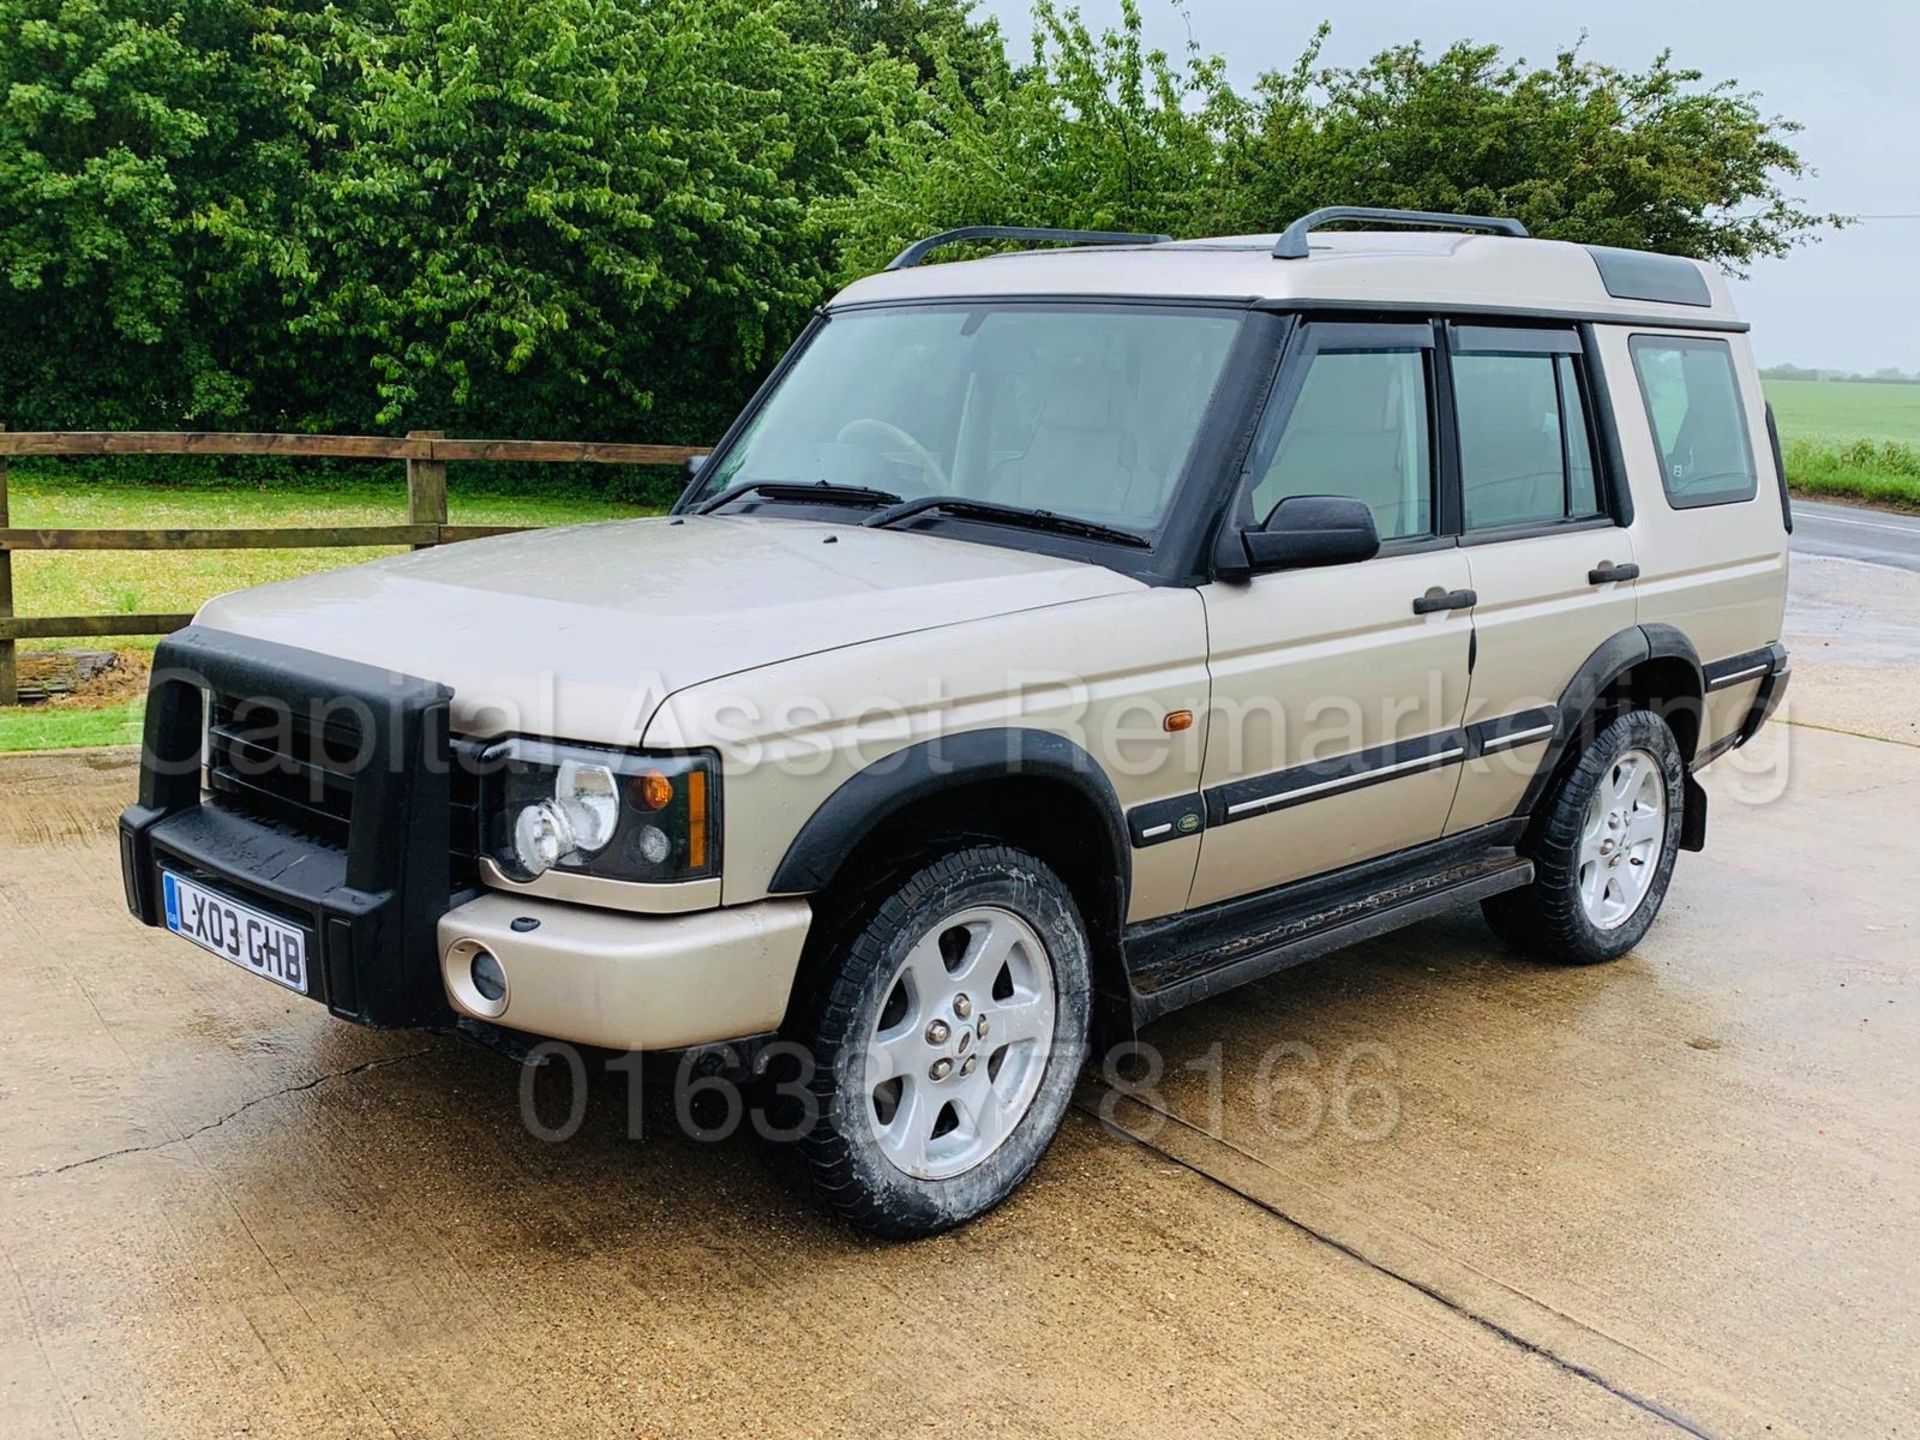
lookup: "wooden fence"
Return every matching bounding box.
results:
[0,428,707,705]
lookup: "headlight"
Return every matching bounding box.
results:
[482,740,719,884]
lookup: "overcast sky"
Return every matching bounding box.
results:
[977,0,1917,372]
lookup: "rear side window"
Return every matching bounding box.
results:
[1453,344,1605,530]
[1251,348,1433,541]
[1628,336,1758,508]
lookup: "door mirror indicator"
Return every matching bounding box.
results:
[1219,495,1382,577]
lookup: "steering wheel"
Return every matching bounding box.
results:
[834,418,950,495]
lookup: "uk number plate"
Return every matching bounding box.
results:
[161,872,310,996]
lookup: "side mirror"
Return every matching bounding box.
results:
[1217,494,1381,577]
[682,454,709,484]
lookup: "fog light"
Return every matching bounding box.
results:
[470,948,507,1003]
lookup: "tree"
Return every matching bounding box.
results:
[273,0,919,439]
[1216,34,1835,273]
[786,0,1008,93]
[0,0,303,427]
[0,0,924,440]
[826,0,1241,277]
[833,7,1833,284]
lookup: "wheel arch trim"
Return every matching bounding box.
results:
[767,727,1131,916]
[1516,625,1706,821]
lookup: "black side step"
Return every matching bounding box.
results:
[1125,841,1534,1026]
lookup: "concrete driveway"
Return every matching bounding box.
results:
[3,554,1916,1439]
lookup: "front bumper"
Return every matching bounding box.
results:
[120,626,458,1028]
[437,893,812,1050]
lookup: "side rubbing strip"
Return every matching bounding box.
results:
[1480,724,1553,753]
[1225,749,1463,817]
[1466,705,1560,757]
[1703,646,1785,692]
[1201,708,1567,830]
[1205,730,1468,828]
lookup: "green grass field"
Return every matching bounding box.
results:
[1762,378,1920,446]
[0,701,146,752]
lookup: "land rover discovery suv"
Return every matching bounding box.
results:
[121,208,1792,1236]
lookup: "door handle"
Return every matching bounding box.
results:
[1588,562,1640,585]
[1412,588,1477,615]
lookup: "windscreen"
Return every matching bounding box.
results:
[695,304,1244,535]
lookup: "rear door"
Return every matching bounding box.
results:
[1192,321,1474,909]
[1443,323,1640,834]
[1605,329,1790,755]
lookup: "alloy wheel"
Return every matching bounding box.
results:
[862,905,1056,1180]
[1577,747,1666,930]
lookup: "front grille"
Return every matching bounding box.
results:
[205,695,364,845]
[449,736,487,891]
[206,694,488,884]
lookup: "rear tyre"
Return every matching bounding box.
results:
[1483,709,1685,964]
[779,844,1092,1238]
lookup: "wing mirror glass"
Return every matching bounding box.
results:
[1218,494,1382,577]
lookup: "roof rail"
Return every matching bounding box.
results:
[884,226,1172,272]
[1273,207,1530,260]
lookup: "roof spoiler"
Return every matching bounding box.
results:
[884,226,1172,271]
[1273,207,1530,260]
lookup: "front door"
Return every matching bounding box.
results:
[1192,322,1474,910]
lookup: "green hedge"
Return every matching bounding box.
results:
[1785,439,1920,510]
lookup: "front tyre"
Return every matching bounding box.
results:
[784,845,1091,1238]
[1483,709,1686,964]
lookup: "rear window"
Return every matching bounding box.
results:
[1628,336,1758,509]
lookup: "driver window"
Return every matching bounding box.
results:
[1249,348,1433,541]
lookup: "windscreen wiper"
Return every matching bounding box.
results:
[695,480,903,515]
[863,495,1151,549]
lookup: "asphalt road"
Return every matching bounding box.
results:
[2,556,1917,1439]
[1791,496,1920,571]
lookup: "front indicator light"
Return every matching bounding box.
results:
[688,767,709,871]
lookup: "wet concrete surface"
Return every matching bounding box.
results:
[1775,550,1920,748]
[3,553,1917,1438]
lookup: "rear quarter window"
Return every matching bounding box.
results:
[1628,335,1758,509]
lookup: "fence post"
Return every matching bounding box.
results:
[406,429,447,549]
[0,424,14,706]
